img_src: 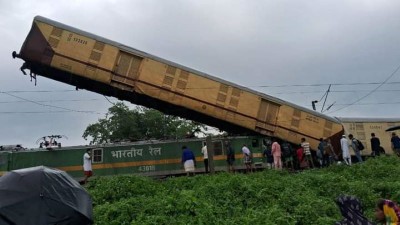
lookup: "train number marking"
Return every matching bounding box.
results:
[138,165,155,172]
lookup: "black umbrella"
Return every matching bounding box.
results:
[386,125,400,132]
[0,166,93,225]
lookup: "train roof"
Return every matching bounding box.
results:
[337,117,400,123]
[6,136,261,153]
[33,16,341,124]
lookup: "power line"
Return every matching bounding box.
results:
[307,101,400,106]
[0,111,107,114]
[251,81,400,88]
[1,90,77,93]
[0,91,104,115]
[0,99,101,104]
[267,89,400,95]
[327,63,400,114]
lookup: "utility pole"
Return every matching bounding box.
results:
[321,84,331,113]
[206,136,215,174]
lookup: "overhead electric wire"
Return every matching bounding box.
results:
[2,90,77,93]
[0,98,101,104]
[0,91,105,115]
[327,64,400,115]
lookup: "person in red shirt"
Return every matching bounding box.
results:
[296,145,308,169]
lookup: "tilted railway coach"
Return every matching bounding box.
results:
[13,16,344,150]
[338,117,400,156]
[0,136,267,178]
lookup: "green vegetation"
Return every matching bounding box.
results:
[87,156,400,225]
[83,102,207,144]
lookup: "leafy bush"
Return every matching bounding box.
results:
[87,156,400,224]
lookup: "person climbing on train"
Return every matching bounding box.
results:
[375,199,400,224]
[348,134,363,163]
[181,146,196,176]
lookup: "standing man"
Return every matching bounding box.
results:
[201,143,209,173]
[301,138,314,168]
[182,146,196,176]
[370,133,381,157]
[263,144,274,169]
[348,134,363,163]
[317,138,326,167]
[281,141,294,170]
[241,144,253,173]
[391,132,400,157]
[340,135,351,165]
[81,148,93,185]
[325,138,337,166]
[271,139,282,170]
[226,142,235,173]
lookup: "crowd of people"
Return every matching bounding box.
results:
[256,132,400,171]
[180,132,400,174]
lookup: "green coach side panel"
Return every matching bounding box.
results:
[0,152,9,175]
[95,139,204,176]
[8,149,84,171]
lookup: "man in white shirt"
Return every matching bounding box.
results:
[242,144,253,173]
[340,135,351,165]
[81,149,93,184]
[201,143,209,173]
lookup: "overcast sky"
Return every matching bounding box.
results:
[1,0,399,148]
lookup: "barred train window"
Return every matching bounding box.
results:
[252,139,260,148]
[92,148,103,163]
[213,141,223,156]
[202,141,223,156]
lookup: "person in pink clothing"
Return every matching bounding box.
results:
[271,139,282,169]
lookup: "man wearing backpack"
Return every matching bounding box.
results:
[281,141,294,170]
[348,134,363,163]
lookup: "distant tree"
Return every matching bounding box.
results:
[83,102,207,144]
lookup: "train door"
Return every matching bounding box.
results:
[255,99,280,135]
[112,51,143,87]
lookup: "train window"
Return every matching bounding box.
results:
[92,148,103,163]
[213,141,223,156]
[202,141,223,156]
[252,139,260,148]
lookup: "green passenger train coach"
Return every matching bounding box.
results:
[0,136,266,178]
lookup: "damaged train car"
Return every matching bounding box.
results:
[13,16,344,150]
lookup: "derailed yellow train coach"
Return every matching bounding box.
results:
[13,16,344,149]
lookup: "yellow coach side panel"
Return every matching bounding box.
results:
[135,59,259,130]
[35,20,118,84]
[275,105,343,150]
[341,121,400,155]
